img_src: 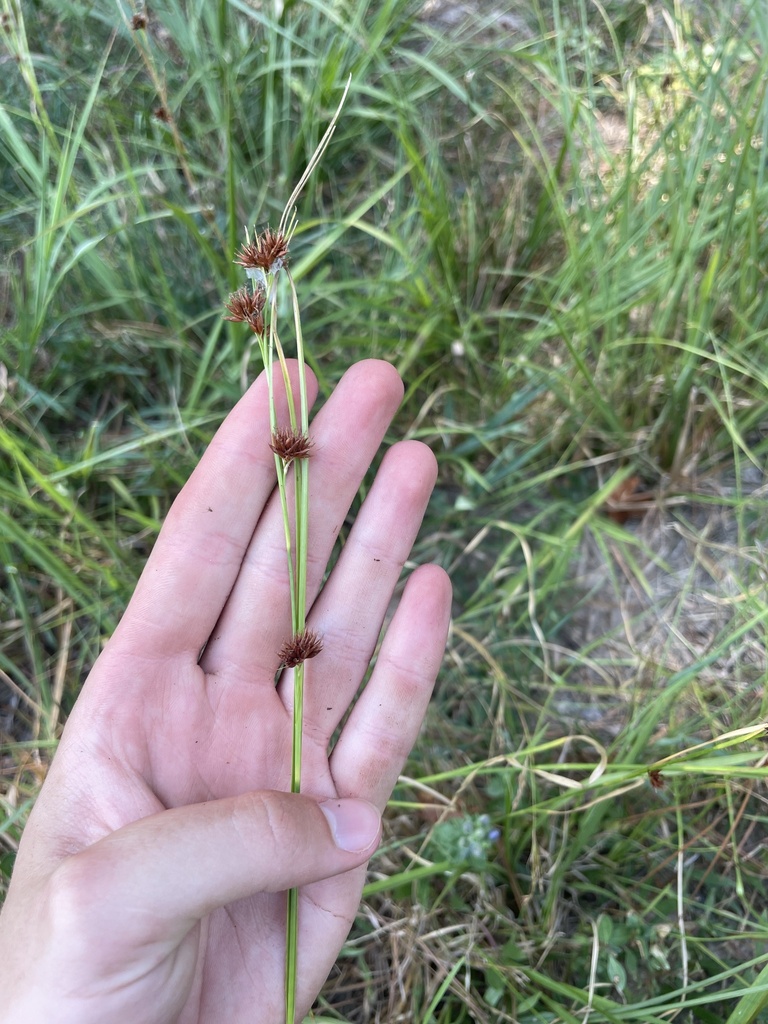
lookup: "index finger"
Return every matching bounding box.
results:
[112,362,317,659]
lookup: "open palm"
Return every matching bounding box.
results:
[0,360,451,1024]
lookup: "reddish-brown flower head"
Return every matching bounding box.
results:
[234,227,290,274]
[223,287,266,334]
[270,427,314,464]
[279,629,323,668]
[131,12,148,29]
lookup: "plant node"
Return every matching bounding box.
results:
[223,287,266,335]
[279,629,324,668]
[234,227,290,274]
[270,427,314,464]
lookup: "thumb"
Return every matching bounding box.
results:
[57,790,381,932]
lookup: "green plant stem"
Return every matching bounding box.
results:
[240,79,346,1024]
[249,266,306,1023]
[267,285,298,628]
[288,270,311,624]
[284,269,311,1024]
[284,884,299,1024]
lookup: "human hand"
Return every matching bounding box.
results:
[0,359,451,1024]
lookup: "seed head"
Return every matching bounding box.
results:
[648,769,665,790]
[235,227,290,275]
[279,629,323,668]
[131,12,148,29]
[223,287,266,335]
[270,427,314,464]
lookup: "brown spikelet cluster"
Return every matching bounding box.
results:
[270,427,313,464]
[648,769,665,790]
[235,227,290,273]
[131,12,148,29]
[279,629,323,668]
[223,287,266,334]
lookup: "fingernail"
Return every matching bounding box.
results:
[320,799,381,853]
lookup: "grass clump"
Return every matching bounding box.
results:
[3,0,768,1021]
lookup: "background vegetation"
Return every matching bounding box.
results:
[2,0,768,1020]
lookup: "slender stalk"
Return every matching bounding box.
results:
[277,77,352,238]
[223,80,352,1023]
[283,267,312,1024]
[268,292,298,630]
[288,269,311,629]
[284,648,304,1024]
[284,882,300,1023]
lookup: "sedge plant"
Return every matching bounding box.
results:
[222,80,351,1024]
